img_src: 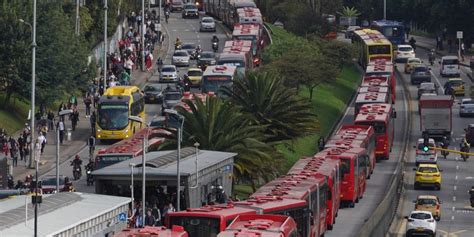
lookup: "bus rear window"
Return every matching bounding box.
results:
[357,121,387,134]
[442,59,459,65]
[170,216,221,237]
[368,45,391,55]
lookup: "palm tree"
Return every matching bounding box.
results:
[173,96,281,191]
[338,6,361,18]
[221,72,319,144]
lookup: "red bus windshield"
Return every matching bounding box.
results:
[170,216,221,237]
[356,121,387,135]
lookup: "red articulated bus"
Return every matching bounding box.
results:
[251,175,328,237]
[318,147,367,208]
[365,61,396,102]
[324,138,373,180]
[223,40,255,68]
[354,104,395,160]
[95,127,170,169]
[113,225,188,237]
[217,214,297,237]
[232,24,264,66]
[354,91,390,116]
[288,157,341,231]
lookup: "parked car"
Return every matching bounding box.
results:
[200,17,216,32]
[459,98,474,117]
[159,65,179,82]
[170,0,184,12]
[162,91,183,111]
[414,195,442,221]
[405,211,437,237]
[414,138,437,166]
[410,64,431,85]
[405,57,423,74]
[172,50,191,67]
[413,164,442,190]
[396,44,415,62]
[417,82,438,99]
[40,175,65,194]
[345,26,361,39]
[182,3,199,18]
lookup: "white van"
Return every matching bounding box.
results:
[439,56,460,77]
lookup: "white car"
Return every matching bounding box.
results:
[160,65,179,82]
[439,55,461,77]
[172,50,190,67]
[415,138,437,166]
[460,98,474,117]
[405,211,437,237]
[396,44,415,62]
[200,17,216,32]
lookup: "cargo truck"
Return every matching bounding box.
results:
[419,95,453,139]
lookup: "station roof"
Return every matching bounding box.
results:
[0,192,130,236]
[92,148,236,178]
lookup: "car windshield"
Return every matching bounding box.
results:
[184,4,197,9]
[417,198,437,205]
[42,178,64,186]
[398,46,412,52]
[418,167,438,173]
[413,66,428,72]
[201,52,215,58]
[162,67,176,72]
[98,104,129,130]
[218,60,244,67]
[182,44,195,50]
[462,100,474,105]
[408,59,421,64]
[150,119,165,128]
[188,70,202,76]
[174,52,188,57]
[165,93,182,100]
[410,213,432,220]
[443,59,459,64]
[420,84,435,90]
[144,85,159,91]
[449,81,463,87]
[202,18,214,23]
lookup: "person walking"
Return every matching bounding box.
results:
[18,136,25,161]
[151,203,162,226]
[70,109,79,131]
[87,135,96,158]
[84,93,92,118]
[90,111,97,135]
[37,132,46,154]
[47,111,55,131]
[11,146,18,167]
[58,119,65,145]
[69,95,78,109]
[144,209,156,226]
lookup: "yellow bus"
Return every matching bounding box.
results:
[352,29,393,68]
[96,86,145,141]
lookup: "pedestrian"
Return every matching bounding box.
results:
[405,25,410,40]
[69,95,78,109]
[47,111,55,131]
[162,202,175,220]
[18,136,25,161]
[84,93,92,117]
[87,135,96,157]
[70,109,79,131]
[409,37,417,51]
[144,209,156,226]
[11,147,18,167]
[90,111,97,135]
[318,136,326,151]
[461,42,465,61]
[151,203,162,226]
[93,91,100,108]
[37,132,46,154]
[58,119,65,144]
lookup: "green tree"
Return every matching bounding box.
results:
[338,6,361,17]
[222,72,319,143]
[174,96,281,191]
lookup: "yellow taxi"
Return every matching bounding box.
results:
[186,68,203,87]
[413,164,442,190]
[414,195,441,221]
[446,78,465,96]
[404,57,423,74]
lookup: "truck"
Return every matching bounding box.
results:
[419,95,453,139]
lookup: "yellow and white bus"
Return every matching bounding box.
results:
[96,86,145,141]
[352,29,393,68]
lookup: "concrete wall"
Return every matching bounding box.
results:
[91,19,128,66]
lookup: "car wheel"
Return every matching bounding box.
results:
[414,182,419,190]
[415,162,419,167]
[436,183,441,190]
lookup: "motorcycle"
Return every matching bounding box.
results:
[175,43,182,50]
[71,163,81,180]
[191,51,201,60]
[428,53,435,66]
[438,142,449,159]
[212,41,218,52]
[86,169,94,186]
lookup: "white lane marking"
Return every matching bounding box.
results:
[453,196,456,202]
[451,216,455,220]
[455,175,458,180]
[196,35,200,38]
[466,176,474,180]
[452,206,456,211]
[454,185,457,191]
[430,70,445,94]
[456,165,459,170]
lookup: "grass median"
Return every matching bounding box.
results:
[0,94,30,135]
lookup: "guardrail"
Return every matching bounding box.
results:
[356,69,412,237]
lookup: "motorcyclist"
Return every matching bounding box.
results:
[62,176,74,192]
[212,35,219,43]
[470,186,474,207]
[409,37,417,51]
[71,155,83,176]
[460,138,470,160]
[85,159,94,172]
[428,49,435,65]
[175,37,182,49]
[439,136,449,158]
[165,9,170,23]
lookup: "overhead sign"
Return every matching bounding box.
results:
[118,212,127,222]
[457,31,463,39]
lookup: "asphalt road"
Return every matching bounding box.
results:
[325,42,410,236]
[393,47,474,237]
[40,9,230,193]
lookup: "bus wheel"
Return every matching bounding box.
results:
[355,197,359,203]
[349,201,355,208]
[328,224,333,230]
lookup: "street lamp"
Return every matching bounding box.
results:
[129,163,136,206]
[141,0,146,72]
[164,109,185,211]
[128,115,148,227]
[55,109,73,193]
[383,0,387,20]
[190,142,200,189]
[103,0,108,94]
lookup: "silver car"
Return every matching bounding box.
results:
[460,98,474,117]
[172,50,190,67]
[417,82,438,99]
[160,65,179,82]
[162,91,183,110]
[200,17,216,32]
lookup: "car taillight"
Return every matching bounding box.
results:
[427,219,434,223]
[407,219,414,222]
[416,173,422,177]
[433,174,440,177]
[436,205,440,210]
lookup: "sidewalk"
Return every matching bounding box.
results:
[9,12,169,182]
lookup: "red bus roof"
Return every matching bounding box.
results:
[359,103,393,114]
[324,138,365,149]
[170,204,256,219]
[113,226,188,237]
[251,175,326,201]
[358,86,389,94]
[218,214,297,237]
[233,24,261,37]
[318,147,359,161]
[336,124,375,137]
[361,76,390,87]
[97,128,169,156]
[355,92,389,104]
[288,157,340,181]
[224,40,253,48]
[234,197,307,214]
[355,111,390,123]
[176,92,215,112]
[223,46,252,54]
[365,63,394,74]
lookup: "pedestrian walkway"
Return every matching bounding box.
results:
[9,8,169,183]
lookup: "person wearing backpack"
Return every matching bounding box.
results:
[84,93,92,118]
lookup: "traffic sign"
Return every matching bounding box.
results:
[457,31,463,39]
[118,212,127,222]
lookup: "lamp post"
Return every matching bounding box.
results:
[103,0,108,94]
[55,109,73,192]
[383,0,386,20]
[190,142,199,189]
[164,109,185,211]
[128,116,149,227]
[141,0,146,72]
[129,163,136,206]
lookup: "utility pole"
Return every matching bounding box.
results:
[32,3,37,237]
[75,0,80,36]
[103,0,108,93]
[383,0,387,20]
[142,0,146,72]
